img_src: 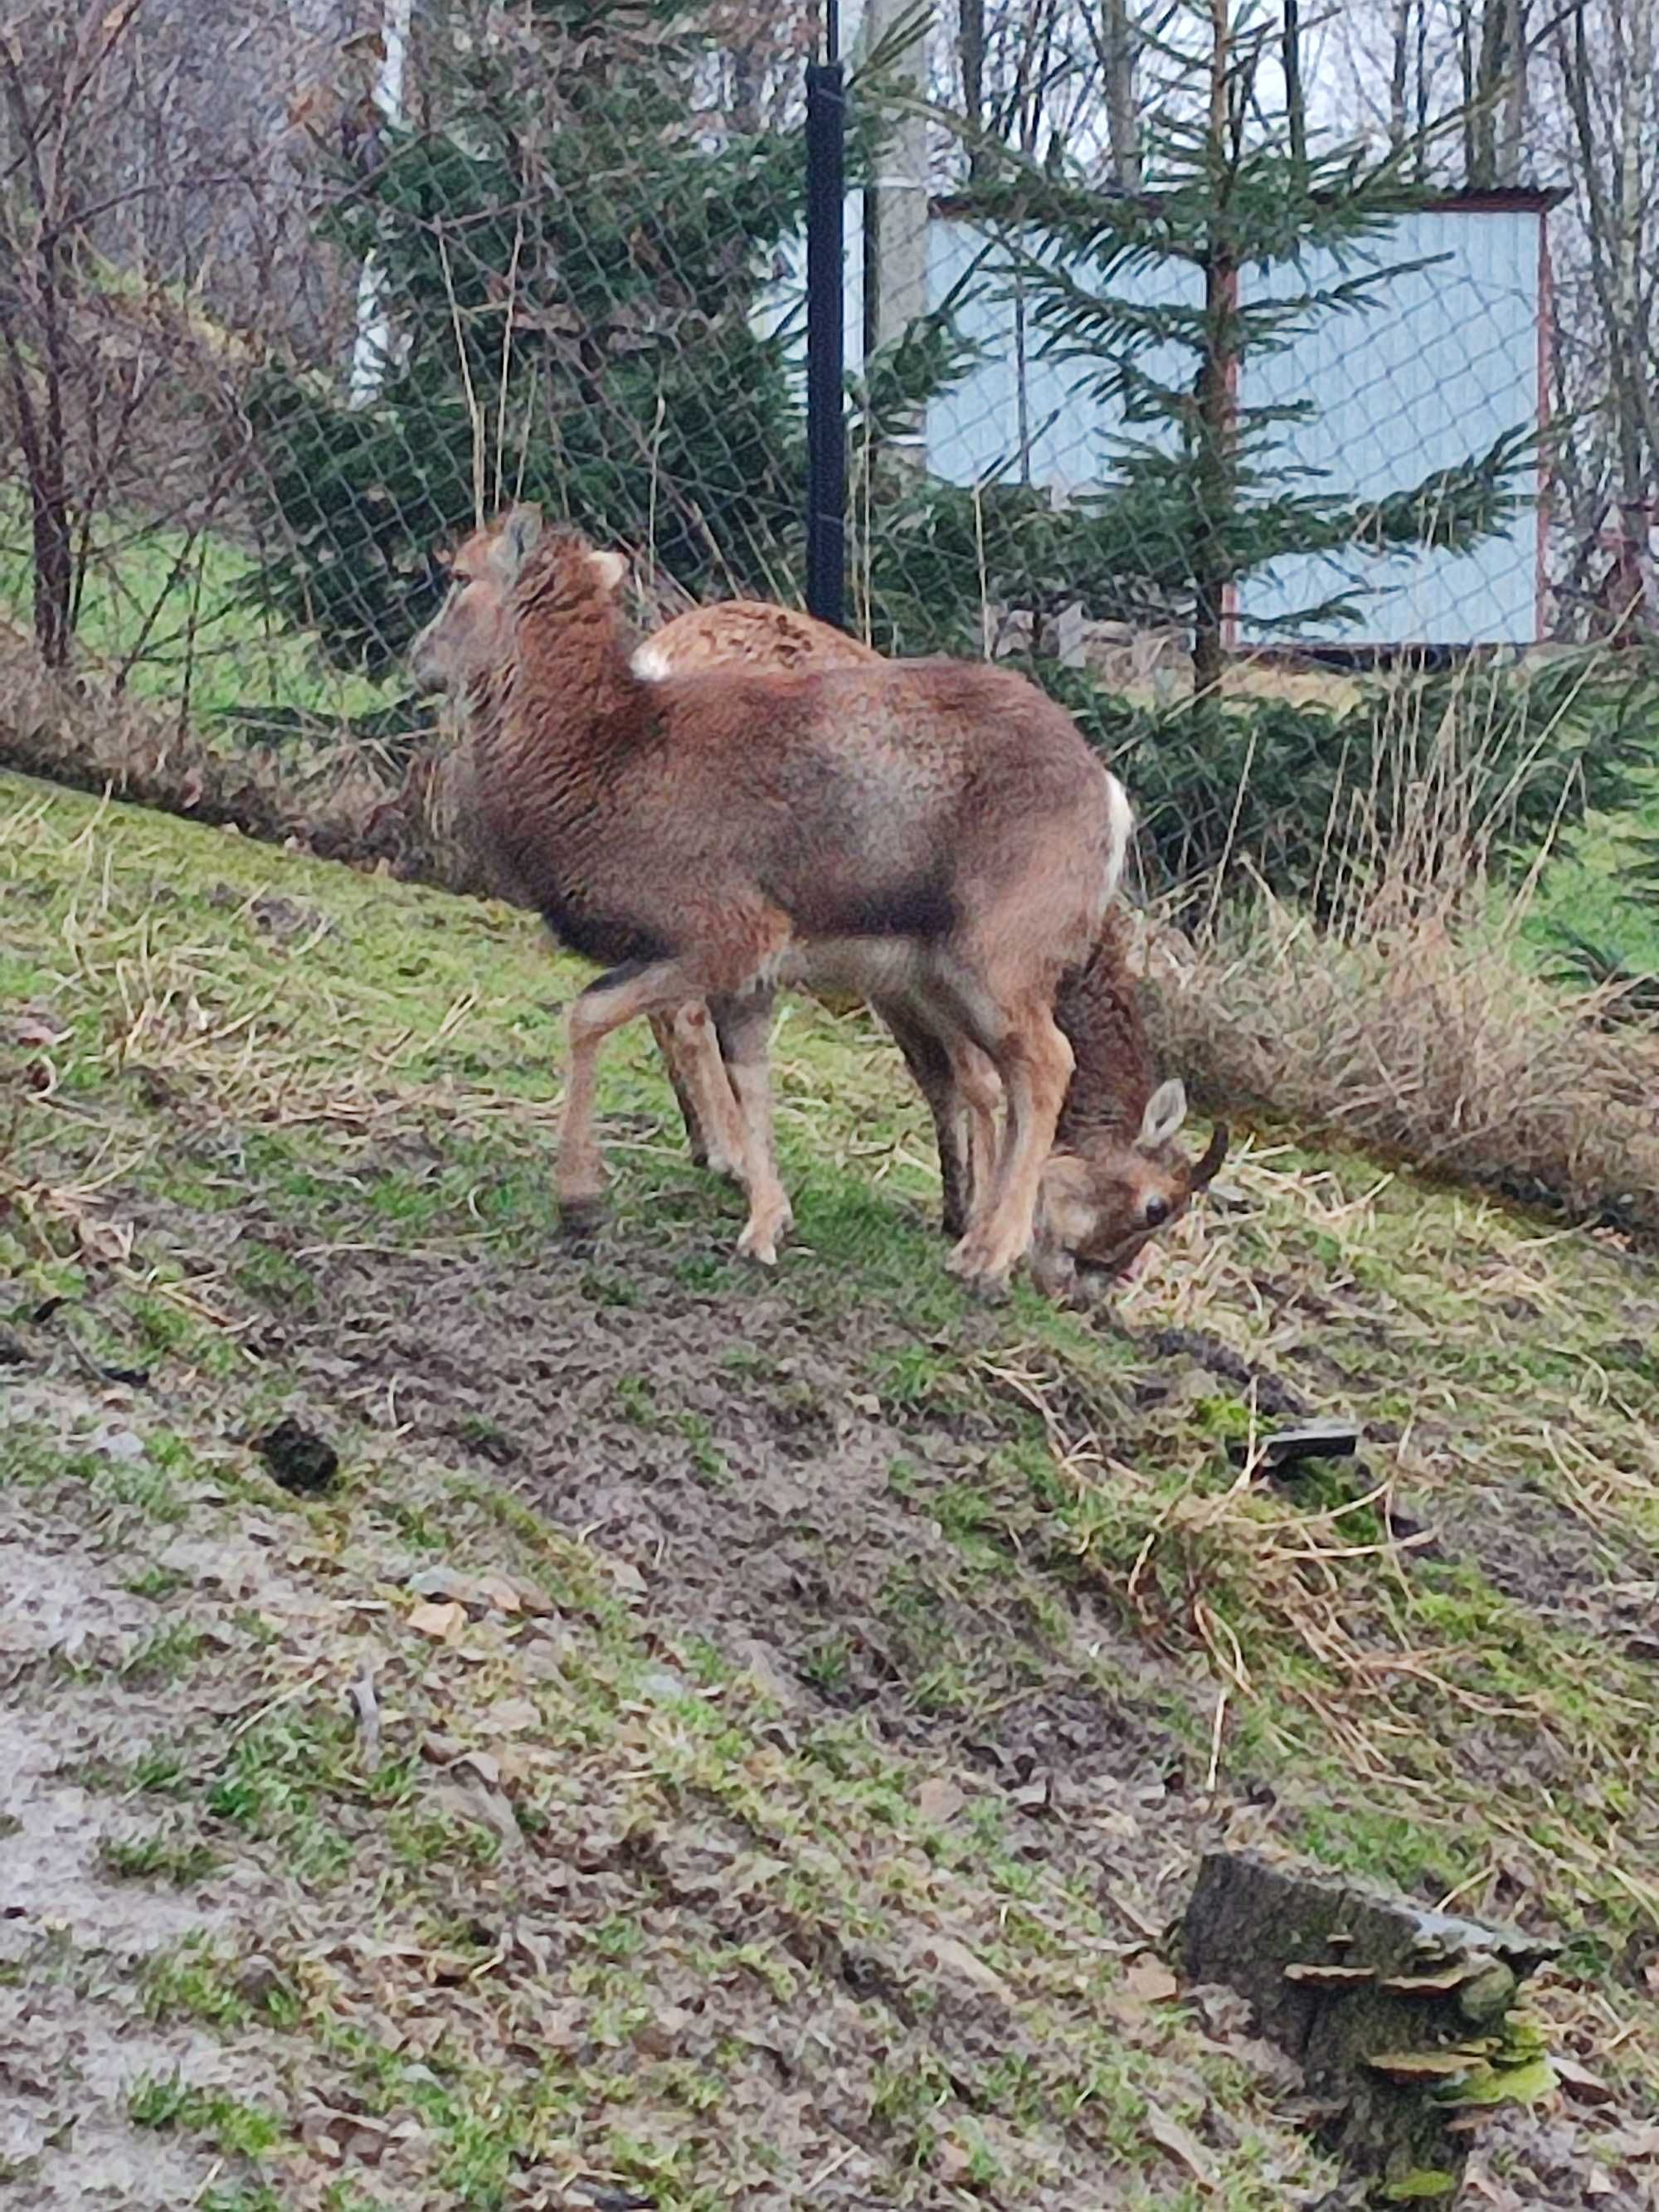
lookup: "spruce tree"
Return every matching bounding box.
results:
[246,2,810,675]
[951,4,1535,713]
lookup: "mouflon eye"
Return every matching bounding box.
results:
[1143,1195,1170,1228]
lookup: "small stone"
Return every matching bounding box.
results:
[917,1777,966,1826]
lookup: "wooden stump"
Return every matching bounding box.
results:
[1181,1850,1557,2205]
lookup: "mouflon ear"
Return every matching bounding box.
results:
[490,503,544,580]
[1136,1077,1188,1150]
[589,547,630,595]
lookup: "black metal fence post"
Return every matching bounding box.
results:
[805,35,847,631]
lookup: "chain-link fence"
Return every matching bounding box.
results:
[3,0,1657,1208]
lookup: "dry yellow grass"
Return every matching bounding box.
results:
[1141,891,1659,1232]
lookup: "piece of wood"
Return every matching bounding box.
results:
[1180,1850,1556,2205]
[1227,1417,1361,1471]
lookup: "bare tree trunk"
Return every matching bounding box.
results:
[0,30,77,668]
[1389,0,1410,149]
[1101,0,1142,189]
[1558,0,1659,514]
[1471,0,1506,183]
[348,0,416,406]
[1459,0,1481,180]
[958,0,986,171]
[1613,0,1652,495]
[1496,0,1530,182]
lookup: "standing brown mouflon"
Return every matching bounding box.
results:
[630,602,1007,1242]
[410,504,1130,1294]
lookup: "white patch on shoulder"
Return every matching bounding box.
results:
[630,640,674,681]
[1101,771,1134,904]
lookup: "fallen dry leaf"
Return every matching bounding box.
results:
[75,1214,134,1266]
[934,2137,974,2186]
[1553,2054,1613,2104]
[482,1697,541,1735]
[1123,1951,1180,2003]
[911,1932,1016,2005]
[1145,2104,1215,2190]
[407,1599,466,1645]
[475,1573,523,1614]
[917,1776,966,1825]
[10,1013,69,1049]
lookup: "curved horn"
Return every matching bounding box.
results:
[1190,1123,1229,1190]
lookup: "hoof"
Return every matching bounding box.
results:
[944,1234,982,1280]
[736,1207,792,1266]
[558,1194,608,1239]
[946,1232,1014,1302]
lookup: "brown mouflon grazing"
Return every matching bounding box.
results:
[631,602,1230,1283]
[410,504,1131,1294]
[1029,910,1228,1299]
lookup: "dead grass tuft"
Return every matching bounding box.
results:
[1144,898,1659,1232]
[1135,664,1659,1233]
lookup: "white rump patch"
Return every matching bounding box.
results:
[630,639,674,681]
[1101,771,1134,905]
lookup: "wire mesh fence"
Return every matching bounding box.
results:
[2,1,1657,1015]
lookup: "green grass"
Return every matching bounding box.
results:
[0,493,388,731]
[1523,794,1659,977]
[128,2073,284,2161]
[99,1829,220,1886]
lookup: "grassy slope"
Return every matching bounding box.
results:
[0,501,388,730]
[3,771,1658,2210]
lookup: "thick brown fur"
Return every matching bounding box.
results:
[635,605,1003,1234]
[411,510,1127,1291]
